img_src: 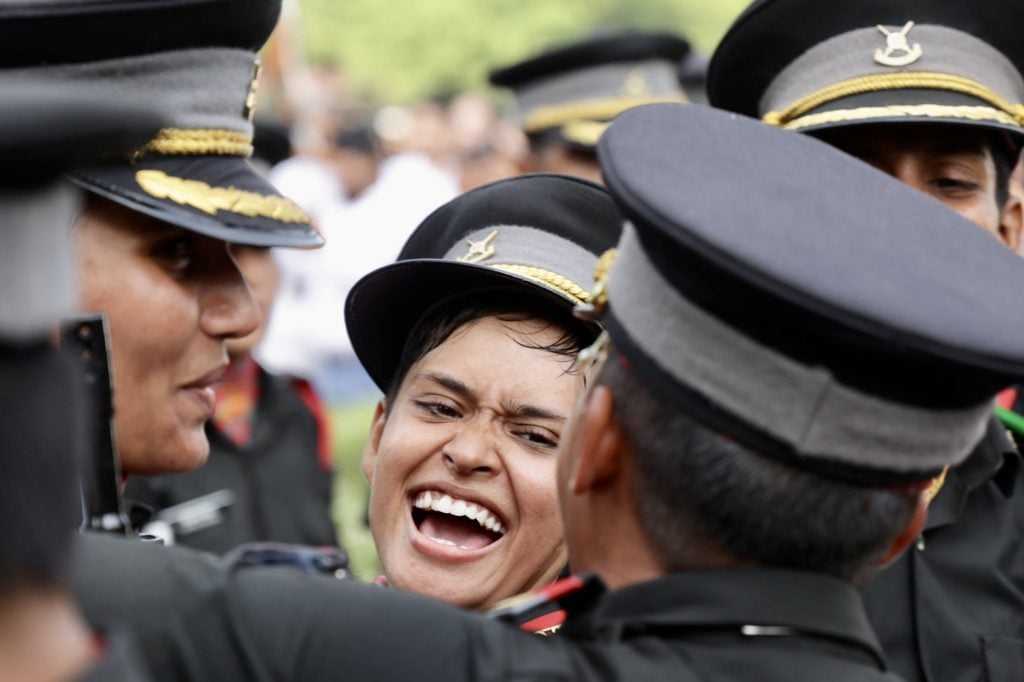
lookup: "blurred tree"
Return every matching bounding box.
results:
[299,0,748,103]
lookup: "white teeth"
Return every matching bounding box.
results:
[434,495,453,514]
[412,490,506,536]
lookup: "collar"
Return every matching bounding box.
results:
[926,416,1021,529]
[562,568,886,667]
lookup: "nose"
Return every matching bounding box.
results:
[442,419,502,477]
[198,243,261,340]
[884,157,930,196]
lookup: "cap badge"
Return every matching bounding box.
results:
[874,22,923,68]
[243,59,263,123]
[623,68,653,97]
[458,229,498,263]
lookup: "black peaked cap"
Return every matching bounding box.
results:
[490,32,690,87]
[0,84,165,187]
[708,0,1024,120]
[346,174,624,392]
[598,103,1024,484]
[0,0,280,67]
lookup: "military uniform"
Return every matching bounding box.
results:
[707,3,1024,679]
[73,533,902,682]
[862,420,1024,682]
[125,368,337,552]
[70,102,1024,682]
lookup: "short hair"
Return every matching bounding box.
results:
[597,348,919,584]
[990,133,1015,209]
[384,288,596,411]
[0,346,83,597]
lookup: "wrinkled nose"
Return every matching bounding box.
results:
[442,421,501,477]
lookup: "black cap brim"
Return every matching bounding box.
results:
[68,155,322,248]
[345,260,590,392]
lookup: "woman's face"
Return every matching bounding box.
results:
[74,198,260,475]
[363,315,581,610]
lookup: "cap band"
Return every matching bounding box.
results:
[608,225,990,476]
[0,182,79,340]
[516,59,685,132]
[761,24,1024,131]
[525,94,684,133]
[0,47,259,151]
[442,225,595,304]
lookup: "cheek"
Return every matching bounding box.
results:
[512,456,562,527]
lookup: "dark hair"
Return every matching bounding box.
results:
[597,349,918,584]
[384,288,595,411]
[989,132,1015,209]
[0,347,83,597]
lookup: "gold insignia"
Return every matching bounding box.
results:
[923,466,949,505]
[458,229,499,263]
[574,247,617,320]
[623,68,652,97]
[874,22,923,68]
[135,170,309,224]
[243,59,263,123]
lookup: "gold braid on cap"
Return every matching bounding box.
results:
[574,248,617,320]
[525,95,685,133]
[489,264,590,304]
[763,72,1024,129]
[141,128,254,157]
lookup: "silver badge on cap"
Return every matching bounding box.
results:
[874,22,923,67]
[458,229,499,263]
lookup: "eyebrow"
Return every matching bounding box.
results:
[419,372,476,401]
[417,371,566,422]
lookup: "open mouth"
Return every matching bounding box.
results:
[411,490,506,551]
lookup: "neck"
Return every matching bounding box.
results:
[0,588,98,682]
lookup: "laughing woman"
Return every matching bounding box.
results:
[345,174,622,610]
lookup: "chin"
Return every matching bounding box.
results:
[127,428,209,476]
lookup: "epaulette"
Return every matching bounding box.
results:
[487,574,604,636]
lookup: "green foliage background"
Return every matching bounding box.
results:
[299,0,750,103]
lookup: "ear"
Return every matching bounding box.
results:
[361,399,388,485]
[878,492,928,567]
[999,195,1023,253]
[567,385,624,496]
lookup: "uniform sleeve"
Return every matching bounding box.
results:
[224,567,572,682]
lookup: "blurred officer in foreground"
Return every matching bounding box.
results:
[489,32,689,183]
[0,0,322,483]
[73,104,1024,681]
[345,174,622,611]
[709,3,1024,679]
[0,86,163,681]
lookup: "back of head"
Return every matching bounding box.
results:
[597,356,917,584]
[586,103,1024,582]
